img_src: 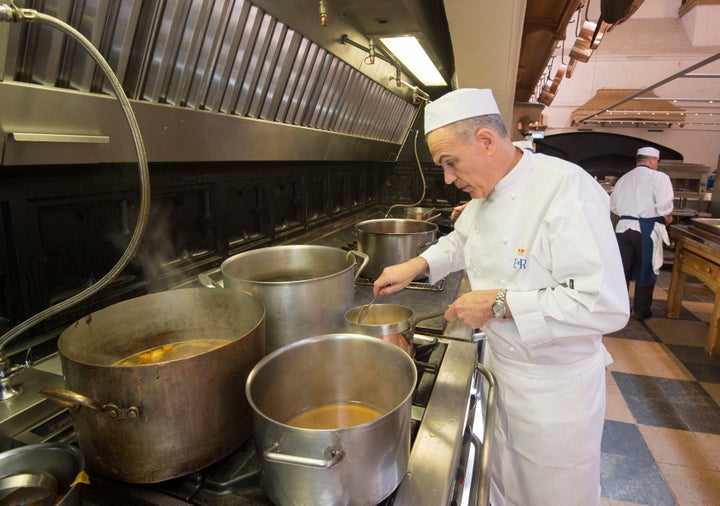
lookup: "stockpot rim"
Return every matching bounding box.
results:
[355,218,438,236]
[220,244,360,285]
[245,333,417,432]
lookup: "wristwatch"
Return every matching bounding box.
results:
[491,289,507,319]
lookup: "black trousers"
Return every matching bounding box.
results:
[616,229,654,319]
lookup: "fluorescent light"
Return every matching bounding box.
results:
[379,36,447,86]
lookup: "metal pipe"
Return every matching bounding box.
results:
[0,5,150,360]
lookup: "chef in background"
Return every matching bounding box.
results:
[610,147,674,320]
[373,88,629,506]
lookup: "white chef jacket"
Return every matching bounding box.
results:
[610,165,674,276]
[610,165,674,234]
[421,151,630,365]
[420,151,630,506]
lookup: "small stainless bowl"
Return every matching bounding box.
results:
[0,470,58,505]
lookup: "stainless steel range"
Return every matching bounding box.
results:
[0,213,493,506]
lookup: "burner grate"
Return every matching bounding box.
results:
[354,276,446,292]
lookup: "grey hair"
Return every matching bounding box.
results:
[446,114,508,144]
[636,155,658,165]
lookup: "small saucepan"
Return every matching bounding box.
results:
[343,303,445,356]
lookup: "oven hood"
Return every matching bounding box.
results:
[0,0,585,166]
[0,0,423,166]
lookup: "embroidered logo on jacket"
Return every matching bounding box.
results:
[513,248,527,270]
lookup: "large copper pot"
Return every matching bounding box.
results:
[41,288,265,483]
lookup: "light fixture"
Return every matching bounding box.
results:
[378,36,447,86]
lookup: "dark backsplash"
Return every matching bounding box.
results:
[0,159,465,357]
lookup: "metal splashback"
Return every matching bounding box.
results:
[0,0,420,165]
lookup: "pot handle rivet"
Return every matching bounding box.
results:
[40,388,141,421]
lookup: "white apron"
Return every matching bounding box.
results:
[484,345,609,506]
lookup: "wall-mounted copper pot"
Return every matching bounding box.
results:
[538,86,555,106]
[570,20,597,62]
[566,57,577,78]
[570,37,593,63]
[591,21,609,49]
[548,65,567,94]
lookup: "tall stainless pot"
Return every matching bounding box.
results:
[355,219,437,280]
[220,245,367,353]
[246,334,416,505]
[41,288,265,483]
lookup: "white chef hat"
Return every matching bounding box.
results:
[424,88,501,135]
[637,147,660,158]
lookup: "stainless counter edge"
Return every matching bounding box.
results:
[393,338,478,505]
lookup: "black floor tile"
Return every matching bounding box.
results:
[612,372,720,435]
[601,419,654,458]
[666,344,720,383]
[651,299,700,322]
[601,421,676,505]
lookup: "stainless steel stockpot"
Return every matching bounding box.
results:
[220,245,367,353]
[355,218,437,280]
[246,333,416,506]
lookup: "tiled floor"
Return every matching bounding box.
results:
[600,269,720,506]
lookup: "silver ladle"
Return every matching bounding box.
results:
[357,294,380,324]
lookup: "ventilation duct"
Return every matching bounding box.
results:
[0,0,420,165]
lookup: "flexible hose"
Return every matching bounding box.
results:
[0,5,150,352]
[385,129,429,218]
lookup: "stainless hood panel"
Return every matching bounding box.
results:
[0,82,401,165]
[0,0,418,165]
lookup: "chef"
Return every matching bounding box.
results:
[610,147,674,320]
[373,88,629,506]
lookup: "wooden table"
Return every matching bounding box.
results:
[666,225,720,355]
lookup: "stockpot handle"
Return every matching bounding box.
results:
[263,442,345,469]
[346,250,369,282]
[40,387,141,421]
[415,238,438,256]
[197,272,223,289]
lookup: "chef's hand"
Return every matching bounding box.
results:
[450,202,469,221]
[445,289,510,328]
[373,257,429,296]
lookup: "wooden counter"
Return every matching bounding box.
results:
[666,225,720,355]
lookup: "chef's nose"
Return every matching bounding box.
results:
[443,167,456,185]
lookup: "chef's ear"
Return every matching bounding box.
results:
[473,128,495,153]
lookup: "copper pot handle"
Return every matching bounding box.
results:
[40,387,141,421]
[411,311,446,333]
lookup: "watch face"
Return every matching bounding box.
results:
[492,302,506,318]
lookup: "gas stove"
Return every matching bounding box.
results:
[0,210,489,505]
[1,334,479,506]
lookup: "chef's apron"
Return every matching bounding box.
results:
[619,215,665,287]
[484,344,608,506]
